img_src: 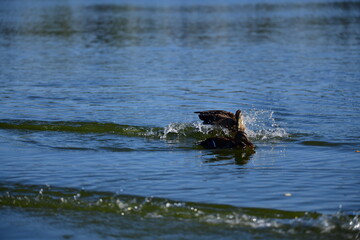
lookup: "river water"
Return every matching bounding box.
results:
[1,0,360,239]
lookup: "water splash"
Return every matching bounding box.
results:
[160,110,288,142]
[243,110,288,141]
[161,122,226,140]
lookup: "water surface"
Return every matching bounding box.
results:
[1,0,360,239]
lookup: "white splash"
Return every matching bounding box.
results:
[243,109,288,141]
[192,121,219,135]
[161,123,186,139]
[161,122,215,139]
[160,109,288,141]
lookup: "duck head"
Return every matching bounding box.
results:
[235,110,246,132]
[234,130,255,149]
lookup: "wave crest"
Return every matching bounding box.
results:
[1,183,358,239]
[0,110,289,143]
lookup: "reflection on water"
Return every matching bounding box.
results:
[201,148,255,165]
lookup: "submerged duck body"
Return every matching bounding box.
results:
[196,109,255,149]
[199,137,236,149]
[199,131,255,149]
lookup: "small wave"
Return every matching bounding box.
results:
[301,141,345,147]
[0,119,228,140]
[0,183,358,239]
[0,113,289,144]
[0,119,164,138]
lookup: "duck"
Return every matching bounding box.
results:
[196,109,255,149]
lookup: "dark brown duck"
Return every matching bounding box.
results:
[196,109,254,149]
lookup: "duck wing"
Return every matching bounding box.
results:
[194,110,235,118]
[194,110,236,125]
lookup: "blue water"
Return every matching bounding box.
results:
[1,0,360,239]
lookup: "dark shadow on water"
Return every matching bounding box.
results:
[202,148,255,165]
